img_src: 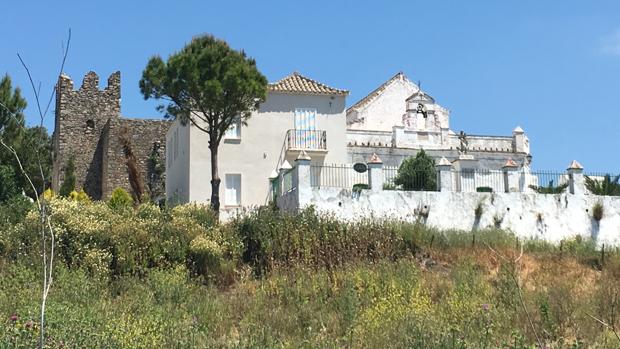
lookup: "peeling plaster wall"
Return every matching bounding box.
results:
[301,189,620,246]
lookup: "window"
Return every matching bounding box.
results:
[225,174,241,206]
[294,108,317,148]
[294,108,317,131]
[224,117,241,139]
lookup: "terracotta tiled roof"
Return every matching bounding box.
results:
[347,72,417,113]
[268,72,348,96]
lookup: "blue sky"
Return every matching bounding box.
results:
[2,0,619,171]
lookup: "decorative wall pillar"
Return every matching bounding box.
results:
[436,157,453,192]
[367,153,384,192]
[502,158,520,193]
[294,151,312,208]
[567,160,585,195]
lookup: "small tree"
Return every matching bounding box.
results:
[394,150,437,191]
[140,34,268,214]
[59,156,76,197]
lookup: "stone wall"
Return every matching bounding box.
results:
[53,72,121,198]
[102,118,170,199]
[53,71,170,200]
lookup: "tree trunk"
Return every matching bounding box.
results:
[209,143,221,215]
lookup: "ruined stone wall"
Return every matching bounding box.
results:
[102,118,169,199]
[53,71,170,200]
[53,71,121,199]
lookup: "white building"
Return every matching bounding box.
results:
[346,72,531,169]
[167,70,534,208]
[165,72,349,207]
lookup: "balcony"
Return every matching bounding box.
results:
[285,129,327,151]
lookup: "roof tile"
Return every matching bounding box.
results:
[268,72,348,96]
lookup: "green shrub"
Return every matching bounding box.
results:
[233,206,411,275]
[108,187,134,211]
[476,186,493,193]
[352,183,370,193]
[393,150,437,191]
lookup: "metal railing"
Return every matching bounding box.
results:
[310,164,369,188]
[524,171,570,193]
[286,129,327,151]
[453,169,506,193]
[383,166,439,191]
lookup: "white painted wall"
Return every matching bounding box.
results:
[165,120,190,204]
[298,189,620,246]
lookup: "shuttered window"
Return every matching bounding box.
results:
[225,174,241,206]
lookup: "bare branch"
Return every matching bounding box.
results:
[587,313,620,343]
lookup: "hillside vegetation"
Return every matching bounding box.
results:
[1,195,619,348]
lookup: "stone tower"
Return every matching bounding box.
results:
[52,71,170,200]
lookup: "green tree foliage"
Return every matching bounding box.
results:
[585,174,620,196]
[140,34,268,213]
[0,74,51,201]
[58,156,76,197]
[0,74,26,140]
[394,150,437,191]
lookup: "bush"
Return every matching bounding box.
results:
[352,183,370,193]
[592,202,604,222]
[188,234,223,282]
[232,206,411,275]
[394,150,437,191]
[108,188,134,211]
[476,186,493,193]
[69,190,90,203]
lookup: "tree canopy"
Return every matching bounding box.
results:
[0,74,51,201]
[140,34,268,212]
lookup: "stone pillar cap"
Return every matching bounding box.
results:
[296,150,311,161]
[368,153,383,164]
[269,170,279,179]
[437,157,452,167]
[567,160,583,170]
[280,160,292,170]
[502,158,519,168]
[513,126,525,134]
